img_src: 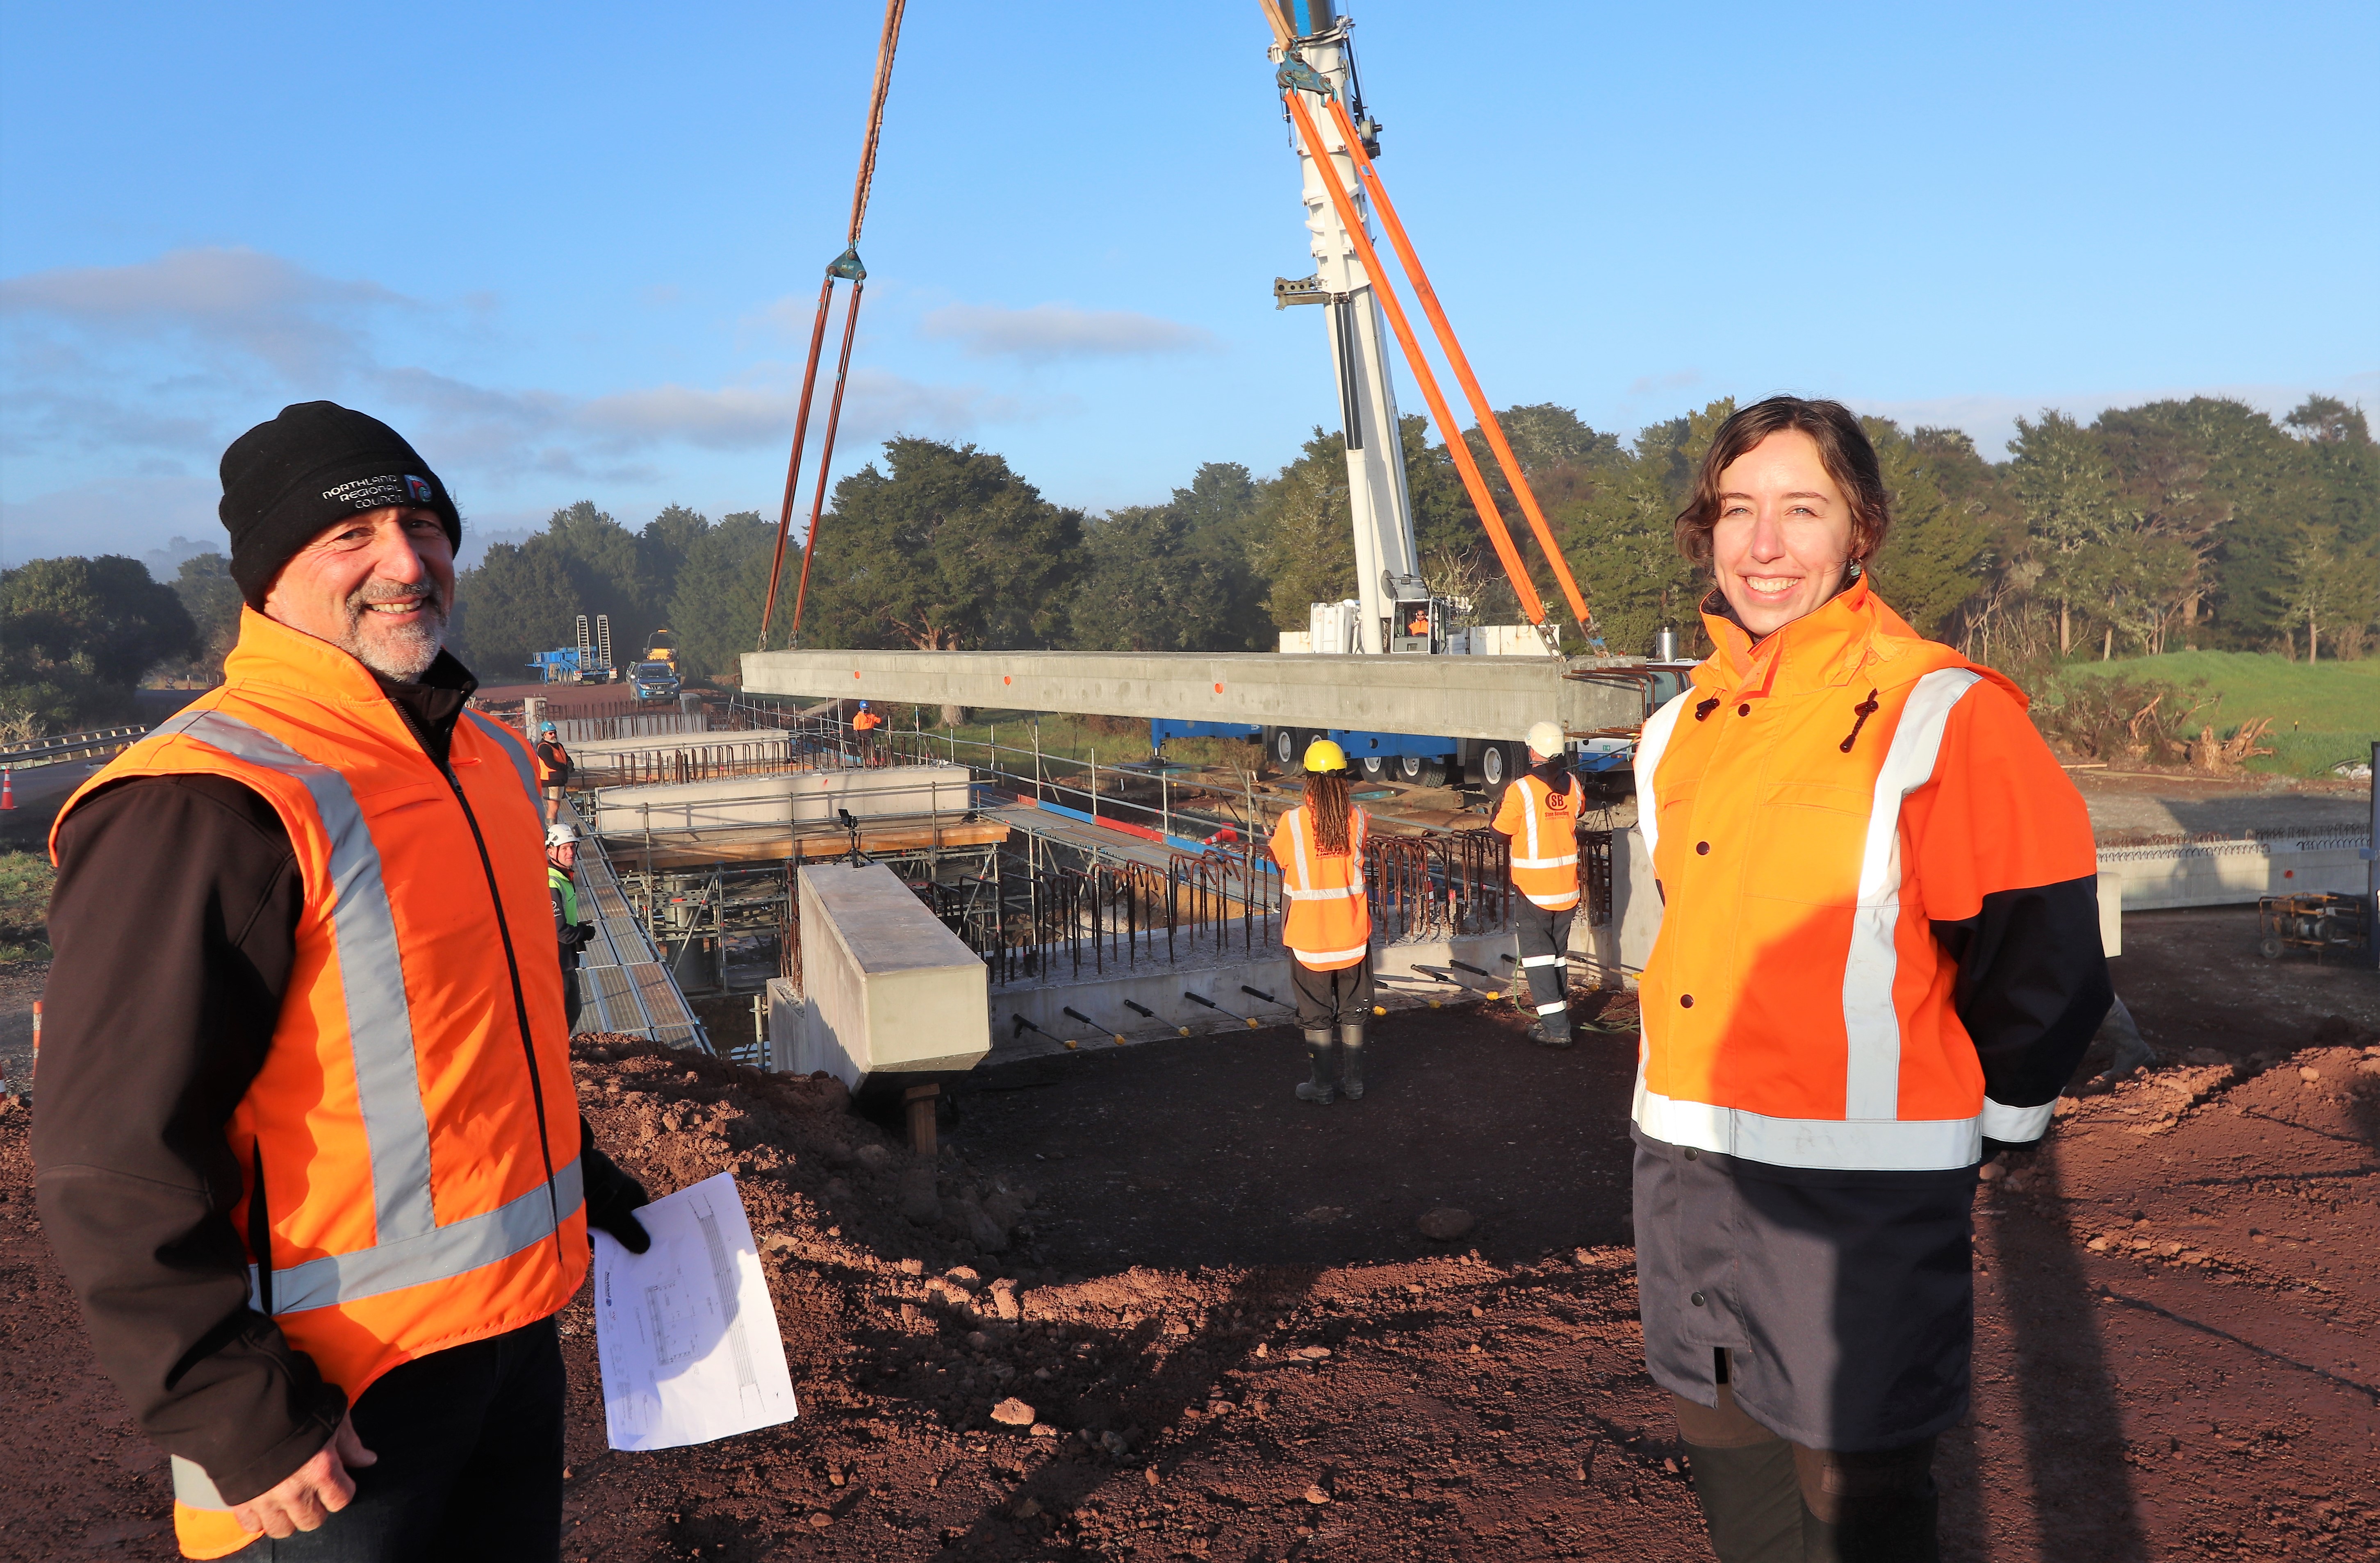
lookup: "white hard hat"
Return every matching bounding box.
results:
[1526,721,1565,758]
[545,821,580,848]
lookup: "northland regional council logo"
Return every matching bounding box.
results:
[405,474,435,504]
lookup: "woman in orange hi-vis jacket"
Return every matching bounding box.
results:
[1631,398,2109,1563]
[1269,739,1373,1104]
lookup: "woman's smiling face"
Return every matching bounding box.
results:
[1709,429,1857,638]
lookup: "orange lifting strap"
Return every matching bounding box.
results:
[1323,96,1597,638]
[757,0,908,653]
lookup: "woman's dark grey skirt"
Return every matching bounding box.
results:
[1632,1126,1980,1452]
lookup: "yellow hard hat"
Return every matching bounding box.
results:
[1303,738,1349,773]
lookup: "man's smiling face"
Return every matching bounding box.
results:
[260,505,455,680]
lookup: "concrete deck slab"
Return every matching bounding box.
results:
[739,648,1650,741]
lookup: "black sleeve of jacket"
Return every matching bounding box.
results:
[32,775,348,1505]
[1932,874,2114,1152]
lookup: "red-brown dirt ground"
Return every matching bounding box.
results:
[2,906,2376,1562]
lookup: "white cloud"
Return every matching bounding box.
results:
[0,247,406,381]
[0,475,219,570]
[0,248,1027,530]
[919,301,1216,362]
[1625,369,1702,400]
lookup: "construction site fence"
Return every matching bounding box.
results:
[588,698,1614,984]
[923,828,1538,989]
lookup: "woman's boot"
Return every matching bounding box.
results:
[1294,1029,1336,1104]
[1338,1022,1366,1100]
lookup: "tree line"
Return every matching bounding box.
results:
[452,391,2371,683]
[2,391,2370,734]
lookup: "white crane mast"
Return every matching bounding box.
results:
[1270,3,1425,656]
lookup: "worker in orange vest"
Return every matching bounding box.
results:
[1268,739,1373,1103]
[1491,719,1581,1047]
[34,403,653,1559]
[851,699,884,763]
[1633,397,2108,1561]
[532,719,572,822]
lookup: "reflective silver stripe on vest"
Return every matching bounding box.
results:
[1632,689,1692,860]
[461,708,541,815]
[1839,670,1982,1120]
[150,710,438,1244]
[250,1156,583,1315]
[170,1453,235,1511]
[1631,1077,1982,1171]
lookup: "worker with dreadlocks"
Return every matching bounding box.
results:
[1269,739,1374,1104]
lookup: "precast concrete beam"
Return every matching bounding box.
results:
[739,648,1652,742]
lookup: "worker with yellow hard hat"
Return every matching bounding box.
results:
[1268,738,1376,1103]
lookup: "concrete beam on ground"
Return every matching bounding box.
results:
[739,648,1653,742]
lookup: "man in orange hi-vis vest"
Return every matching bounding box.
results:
[35,403,655,1560]
[1632,398,2109,1562]
[1269,739,1374,1104]
[1491,720,1581,1047]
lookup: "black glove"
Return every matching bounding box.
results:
[581,1128,651,1254]
[561,922,594,952]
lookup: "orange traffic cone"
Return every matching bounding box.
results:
[1,766,13,810]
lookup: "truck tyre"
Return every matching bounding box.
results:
[1360,755,1389,782]
[1272,727,1300,770]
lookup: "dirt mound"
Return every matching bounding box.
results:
[3,997,2375,1560]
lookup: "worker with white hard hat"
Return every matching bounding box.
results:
[547,820,594,1034]
[1268,738,1376,1104]
[1490,719,1581,1045]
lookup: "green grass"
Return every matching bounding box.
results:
[2053,652,2379,777]
[0,850,55,962]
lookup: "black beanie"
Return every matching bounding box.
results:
[218,402,462,607]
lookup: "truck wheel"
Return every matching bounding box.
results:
[1361,755,1389,782]
[1272,727,1299,769]
[1480,743,1510,788]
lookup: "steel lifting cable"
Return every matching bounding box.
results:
[1323,96,1600,645]
[1280,88,1549,628]
[756,0,909,652]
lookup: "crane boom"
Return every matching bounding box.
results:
[1268,2,1421,655]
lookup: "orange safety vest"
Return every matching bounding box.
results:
[1490,771,1581,910]
[852,711,882,731]
[1269,803,1371,969]
[533,736,571,784]
[55,609,588,1558]
[1631,578,2096,1172]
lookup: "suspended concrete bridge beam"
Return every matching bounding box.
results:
[738,649,1654,742]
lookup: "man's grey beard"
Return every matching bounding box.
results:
[338,587,448,682]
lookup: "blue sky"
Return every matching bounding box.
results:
[3,0,2373,571]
